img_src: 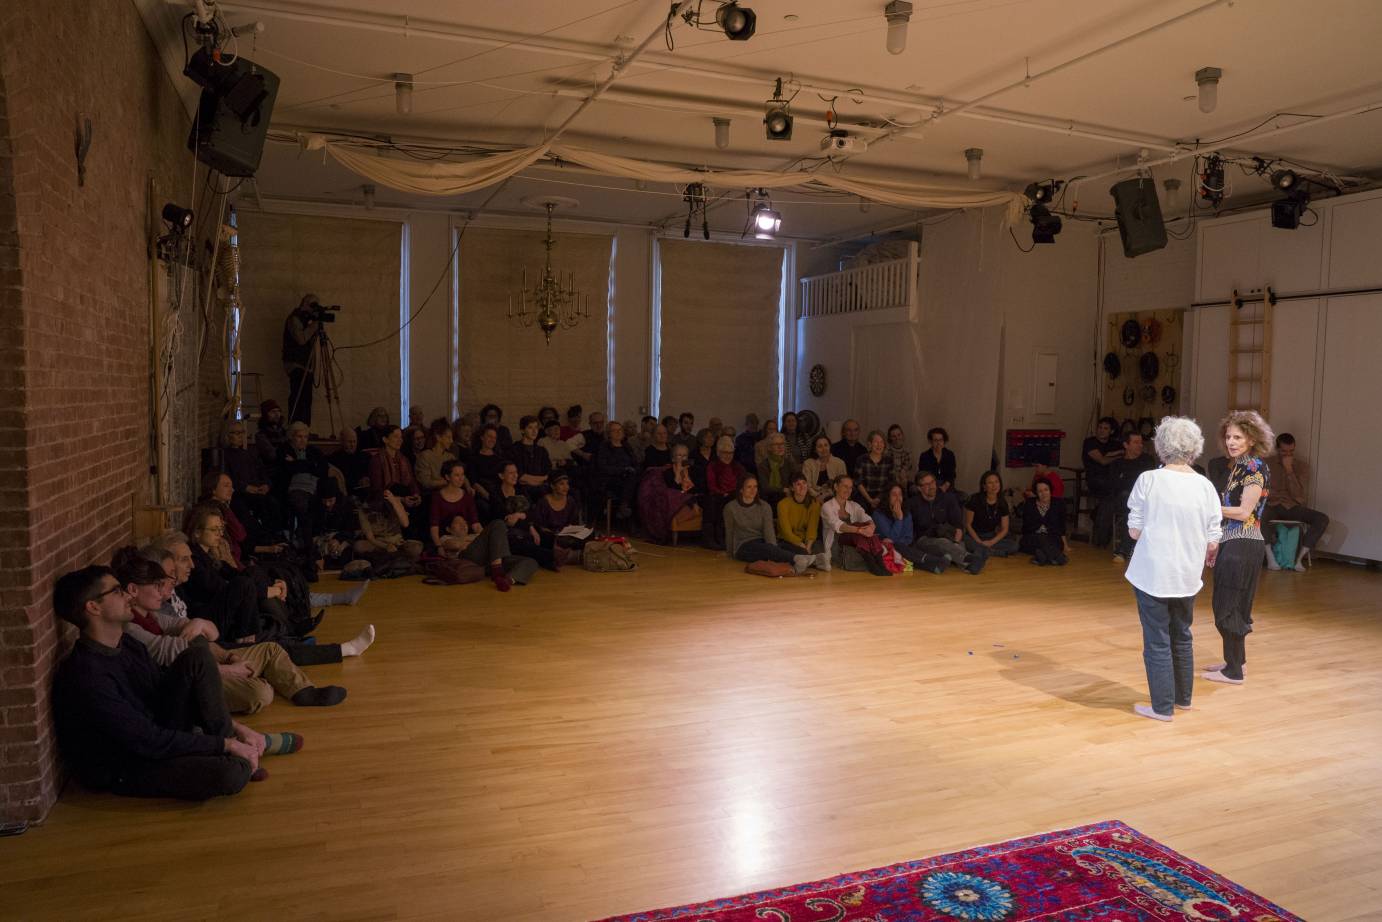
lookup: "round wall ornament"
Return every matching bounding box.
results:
[809,363,827,396]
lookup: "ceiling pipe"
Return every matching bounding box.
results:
[189,0,1185,155]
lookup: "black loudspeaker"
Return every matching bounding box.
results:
[186,55,279,178]
[1109,178,1167,258]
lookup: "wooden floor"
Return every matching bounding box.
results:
[6,543,1381,920]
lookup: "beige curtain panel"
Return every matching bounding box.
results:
[658,239,783,426]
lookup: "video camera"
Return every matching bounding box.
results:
[305,301,342,323]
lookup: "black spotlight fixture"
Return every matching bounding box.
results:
[1024,180,1062,206]
[1271,187,1310,230]
[763,77,793,141]
[715,1,756,40]
[1270,168,1299,192]
[161,202,194,231]
[1029,203,1062,244]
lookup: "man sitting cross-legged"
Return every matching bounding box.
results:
[51,565,305,800]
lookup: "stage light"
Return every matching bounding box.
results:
[1270,169,1299,192]
[1029,203,1062,244]
[715,2,756,40]
[713,117,731,150]
[764,79,793,140]
[1024,180,1061,205]
[751,203,782,238]
[1271,187,1310,230]
[964,147,983,181]
[394,73,413,115]
[884,0,913,55]
[161,203,194,230]
[1194,66,1221,114]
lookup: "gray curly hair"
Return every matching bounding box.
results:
[1153,416,1205,465]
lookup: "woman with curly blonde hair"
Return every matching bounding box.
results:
[1205,409,1274,686]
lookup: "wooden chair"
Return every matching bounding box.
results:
[670,505,702,546]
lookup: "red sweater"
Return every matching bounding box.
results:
[706,460,747,496]
[430,489,479,530]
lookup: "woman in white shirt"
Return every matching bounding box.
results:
[1124,416,1223,722]
[819,474,875,566]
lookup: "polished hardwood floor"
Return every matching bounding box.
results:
[6,543,1381,920]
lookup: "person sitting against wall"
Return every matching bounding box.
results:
[277,421,330,559]
[200,470,285,566]
[429,459,521,590]
[724,474,827,574]
[177,505,277,643]
[222,418,283,537]
[918,427,958,493]
[509,414,553,498]
[641,424,673,469]
[965,470,1018,557]
[254,399,289,468]
[328,426,372,499]
[832,419,867,475]
[593,421,639,524]
[701,435,747,551]
[756,432,800,508]
[1083,417,1123,546]
[781,412,811,464]
[776,472,822,556]
[1262,432,1329,571]
[52,565,278,799]
[414,418,459,493]
[853,430,894,512]
[752,419,780,468]
[112,548,347,713]
[476,403,514,453]
[734,414,762,470]
[488,461,558,570]
[802,435,847,503]
[907,471,985,574]
[886,425,913,490]
[1110,431,1157,562]
[872,484,948,573]
[1019,479,1070,565]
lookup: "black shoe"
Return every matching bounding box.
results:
[965,555,986,575]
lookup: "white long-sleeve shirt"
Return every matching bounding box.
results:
[1124,468,1223,598]
[820,496,870,560]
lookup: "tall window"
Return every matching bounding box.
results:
[399,222,411,424]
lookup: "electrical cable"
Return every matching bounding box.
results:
[1008,226,1034,253]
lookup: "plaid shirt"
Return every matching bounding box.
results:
[854,453,894,502]
[887,447,913,487]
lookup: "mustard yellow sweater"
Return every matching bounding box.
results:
[776,495,821,550]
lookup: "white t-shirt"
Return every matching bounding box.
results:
[1124,467,1223,598]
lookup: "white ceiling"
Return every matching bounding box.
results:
[138,0,1382,239]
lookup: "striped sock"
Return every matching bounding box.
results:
[261,732,304,755]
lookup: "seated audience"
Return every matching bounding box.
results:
[540,420,576,469]
[559,404,583,441]
[52,565,275,800]
[222,419,281,536]
[690,428,717,489]
[477,403,514,452]
[734,413,762,470]
[1262,432,1329,570]
[254,399,288,466]
[756,432,800,507]
[965,471,1018,557]
[1023,461,1065,500]
[329,427,372,498]
[428,459,520,590]
[753,419,780,467]
[593,421,639,523]
[278,421,330,555]
[356,487,424,565]
[872,484,947,573]
[1109,432,1157,562]
[1019,479,1070,565]
[403,424,428,467]
[368,425,421,508]
[408,405,427,430]
[821,475,893,575]
[852,430,894,511]
[468,424,506,507]
[636,443,700,545]
[672,412,698,452]
[781,411,811,463]
[723,475,825,573]
[832,419,867,475]
[356,406,393,452]
[199,470,285,566]
[489,462,557,570]
[178,505,275,642]
[776,473,822,555]
[414,418,459,492]
[802,435,847,502]
[918,427,957,492]
[702,435,746,550]
[570,410,607,464]
[531,472,587,562]
[886,425,913,489]
[641,424,673,468]
[112,548,346,713]
[510,414,554,497]
[908,472,985,573]
[451,418,476,470]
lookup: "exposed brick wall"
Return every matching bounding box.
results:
[0,0,199,823]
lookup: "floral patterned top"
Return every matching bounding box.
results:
[1222,456,1270,541]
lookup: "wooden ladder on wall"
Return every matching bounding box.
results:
[1227,286,1275,412]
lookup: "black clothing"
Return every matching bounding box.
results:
[1019,498,1068,563]
[178,544,261,640]
[509,441,553,483]
[594,441,639,517]
[469,451,508,497]
[1112,452,1157,495]
[832,439,867,476]
[356,425,391,453]
[329,448,372,497]
[966,494,1009,537]
[287,366,313,425]
[52,638,250,800]
[907,491,964,539]
[1082,436,1121,496]
[917,447,958,490]
[223,446,270,492]
[642,446,673,469]
[255,422,287,466]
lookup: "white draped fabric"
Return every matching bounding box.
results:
[290,133,1025,221]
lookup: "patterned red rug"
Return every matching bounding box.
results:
[593,820,1301,921]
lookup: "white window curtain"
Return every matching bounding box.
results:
[458,227,613,416]
[233,211,402,433]
[657,239,783,425]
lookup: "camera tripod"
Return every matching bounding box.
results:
[288,323,346,439]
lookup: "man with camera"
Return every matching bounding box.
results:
[282,293,335,425]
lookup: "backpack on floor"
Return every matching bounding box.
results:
[745,560,795,578]
[1272,522,1302,569]
[423,558,486,586]
[584,538,637,572]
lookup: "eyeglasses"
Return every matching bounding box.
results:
[94,585,126,600]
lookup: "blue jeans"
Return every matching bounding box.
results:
[1133,587,1195,716]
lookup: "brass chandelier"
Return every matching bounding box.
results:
[508,200,590,344]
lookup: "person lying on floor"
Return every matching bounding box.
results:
[113,548,348,712]
[723,475,828,574]
[52,565,300,800]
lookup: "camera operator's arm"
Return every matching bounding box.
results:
[288,310,320,346]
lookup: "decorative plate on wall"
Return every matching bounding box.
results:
[809,363,827,396]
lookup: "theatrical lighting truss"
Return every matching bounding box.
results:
[507,202,590,345]
[744,189,782,240]
[1198,154,1226,208]
[671,1,757,41]
[683,182,710,239]
[764,77,793,141]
